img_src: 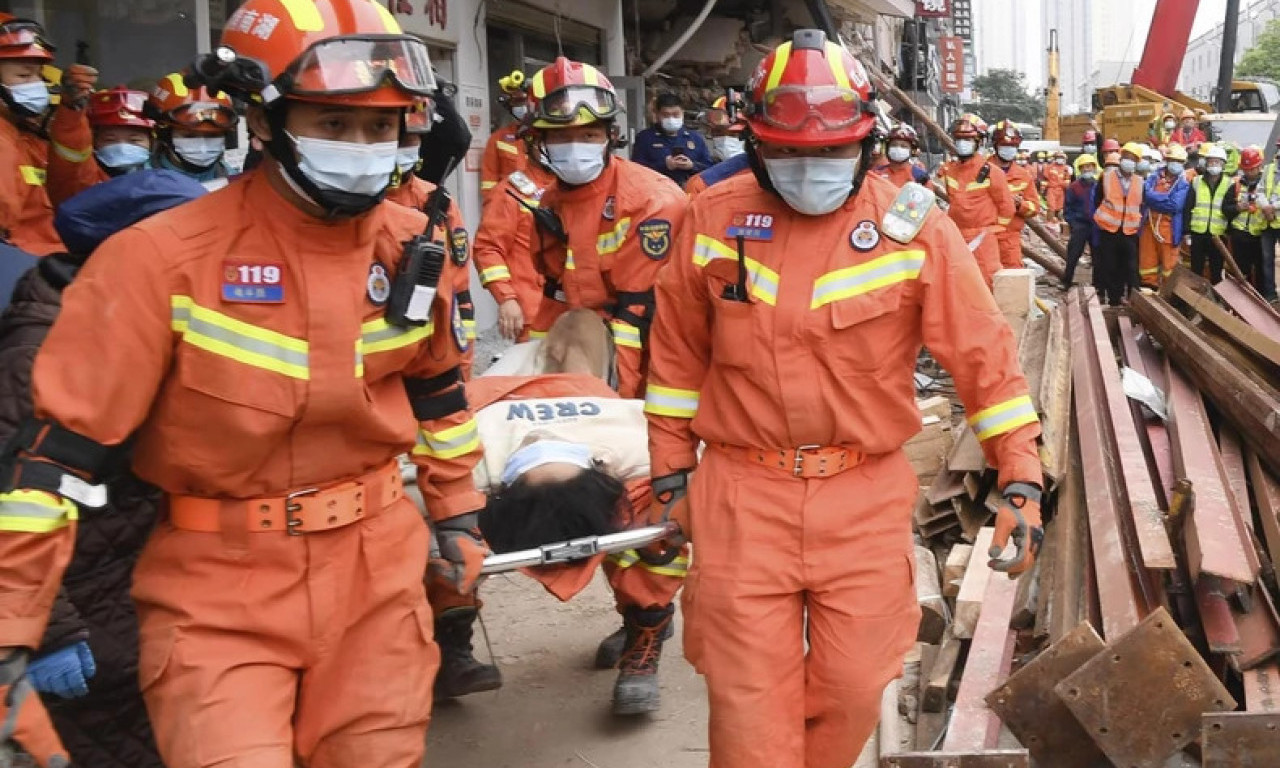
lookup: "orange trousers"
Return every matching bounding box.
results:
[997,227,1024,270]
[682,448,919,768]
[960,226,1003,289]
[131,498,436,768]
[1137,226,1180,287]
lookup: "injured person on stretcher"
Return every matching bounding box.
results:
[411,309,689,715]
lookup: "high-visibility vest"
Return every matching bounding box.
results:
[1093,168,1144,235]
[1262,161,1280,230]
[1189,177,1229,235]
[1230,178,1268,236]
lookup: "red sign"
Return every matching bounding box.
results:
[916,0,950,17]
[939,36,964,94]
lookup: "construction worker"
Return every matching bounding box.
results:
[1062,153,1100,289]
[146,72,237,183]
[480,69,530,204]
[1151,111,1176,146]
[1101,138,1122,156]
[1139,142,1190,288]
[938,114,1015,287]
[0,15,97,255]
[989,120,1039,268]
[1092,142,1145,305]
[1226,145,1268,294]
[1255,138,1280,300]
[1080,128,1099,158]
[1223,141,1242,177]
[522,56,688,398]
[684,95,752,197]
[1184,143,1231,283]
[1137,145,1160,178]
[1170,107,1206,150]
[1043,150,1071,228]
[1,3,487,767]
[644,30,1042,768]
[631,92,714,187]
[873,122,929,188]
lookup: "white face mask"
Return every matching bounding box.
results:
[172,136,225,169]
[501,440,593,486]
[1164,120,1176,130]
[396,147,420,176]
[287,133,398,196]
[1206,163,1223,176]
[1082,144,1097,154]
[996,146,1017,162]
[764,156,858,216]
[660,116,683,133]
[95,142,151,171]
[1119,158,1137,174]
[1167,161,1185,176]
[1136,160,1151,174]
[511,104,528,120]
[887,145,911,163]
[6,81,49,116]
[545,141,606,185]
[955,139,977,157]
[711,135,744,160]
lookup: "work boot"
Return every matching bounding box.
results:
[595,618,675,669]
[611,605,674,715]
[433,607,502,699]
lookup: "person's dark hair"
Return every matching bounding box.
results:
[654,92,682,111]
[479,467,628,553]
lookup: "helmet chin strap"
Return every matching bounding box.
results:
[263,104,388,219]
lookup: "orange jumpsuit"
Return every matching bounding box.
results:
[872,161,920,189]
[472,166,554,339]
[1138,172,1181,287]
[993,158,1040,269]
[0,111,95,255]
[44,105,108,209]
[1044,162,1071,215]
[480,121,526,205]
[26,171,483,768]
[646,171,1041,768]
[938,154,1015,287]
[530,157,688,398]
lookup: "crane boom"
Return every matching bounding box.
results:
[1130,0,1200,96]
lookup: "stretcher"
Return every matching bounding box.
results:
[480,523,677,575]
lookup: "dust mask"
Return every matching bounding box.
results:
[660,116,683,133]
[287,132,398,196]
[1136,160,1151,175]
[1119,158,1137,174]
[172,136,225,169]
[955,139,977,157]
[1167,161,1185,176]
[711,135,744,160]
[545,141,606,185]
[511,104,529,120]
[5,81,49,116]
[501,440,594,486]
[887,145,911,163]
[95,143,151,173]
[1206,163,1223,176]
[1164,120,1176,130]
[764,156,857,216]
[996,146,1017,162]
[396,147,421,176]
[1082,144,1097,155]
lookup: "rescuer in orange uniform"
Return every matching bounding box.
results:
[1043,150,1072,227]
[147,72,238,183]
[2,3,488,766]
[989,120,1039,269]
[472,133,554,341]
[938,114,1015,287]
[644,31,1043,768]
[47,88,156,206]
[521,57,688,398]
[872,122,929,188]
[0,15,97,255]
[480,69,531,204]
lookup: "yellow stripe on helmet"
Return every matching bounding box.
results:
[369,0,403,33]
[529,71,546,99]
[165,73,190,98]
[276,0,325,31]
[765,42,793,91]
[825,42,851,89]
[582,64,600,87]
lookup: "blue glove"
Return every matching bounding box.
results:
[26,641,96,699]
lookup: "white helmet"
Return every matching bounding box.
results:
[1204,144,1228,162]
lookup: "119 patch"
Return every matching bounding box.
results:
[727,212,774,241]
[222,261,284,303]
[638,219,672,259]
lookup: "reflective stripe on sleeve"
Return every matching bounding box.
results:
[0,490,78,533]
[610,319,642,349]
[692,234,779,305]
[496,141,519,155]
[481,180,498,190]
[413,419,481,459]
[480,264,512,284]
[644,384,700,418]
[967,395,1039,441]
[19,165,46,186]
[360,317,435,355]
[171,296,309,379]
[607,549,690,578]
[597,218,632,255]
[810,250,925,309]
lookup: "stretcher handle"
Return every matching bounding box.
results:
[481,523,679,575]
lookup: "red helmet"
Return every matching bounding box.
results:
[1102,138,1121,153]
[745,29,876,146]
[1240,146,1264,171]
[886,122,919,147]
[0,16,54,62]
[208,0,434,108]
[526,57,618,129]
[949,115,982,140]
[148,72,237,135]
[88,88,155,130]
[991,119,1022,147]
[1081,129,1099,145]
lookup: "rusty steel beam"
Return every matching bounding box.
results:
[880,753,1028,768]
[1173,282,1280,370]
[1215,276,1280,341]
[1248,452,1280,578]
[1115,316,1174,507]
[1067,291,1146,639]
[1164,359,1260,584]
[1195,575,1244,655]
[1020,242,1066,279]
[1201,712,1280,766]
[1232,581,1280,671]
[1243,662,1280,710]
[1130,290,1280,487]
[944,570,1019,752]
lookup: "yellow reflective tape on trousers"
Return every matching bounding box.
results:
[480,264,512,284]
[359,317,435,355]
[413,418,480,459]
[644,384,700,418]
[692,234,779,305]
[968,394,1039,441]
[496,141,518,155]
[610,319,642,349]
[597,217,632,255]
[171,296,309,379]
[19,165,45,186]
[607,549,690,578]
[0,490,78,533]
[810,250,925,309]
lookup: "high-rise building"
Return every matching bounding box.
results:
[1043,0,1093,114]
[972,0,1042,87]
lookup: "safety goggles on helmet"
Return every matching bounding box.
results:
[535,85,619,124]
[0,19,55,55]
[274,35,436,99]
[167,100,237,130]
[753,85,866,132]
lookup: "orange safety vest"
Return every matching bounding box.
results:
[1093,168,1144,235]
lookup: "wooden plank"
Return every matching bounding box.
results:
[1165,360,1260,584]
[915,545,947,644]
[1016,309,1050,411]
[954,528,996,640]
[1085,298,1176,570]
[1215,274,1280,341]
[943,544,973,599]
[993,268,1035,342]
[1057,607,1237,768]
[923,627,963,713]
[945,569,1019,752]
[986,621,1108,768]
[1247,452,1280,577]
[1173,281,1280,369]
[1037,304,1073,484]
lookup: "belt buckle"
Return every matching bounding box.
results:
[793,445,820,477]
[284,487,319,536]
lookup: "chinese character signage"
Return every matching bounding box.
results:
[939,37,964,94]
[916,0,950,17]
[951,0,972,41]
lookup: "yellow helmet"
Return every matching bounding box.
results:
[1121,141,1145,158]
[1163,143,1188,162]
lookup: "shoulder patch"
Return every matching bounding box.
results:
[450,227,469,266]
[508,170,538,197]
[637,218,673,260]
[881,182,936,244]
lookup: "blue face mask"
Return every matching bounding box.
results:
[6,81,49,116]
[501,440,594,486]
[1167,161,1185,177]
[95,142,151,172]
